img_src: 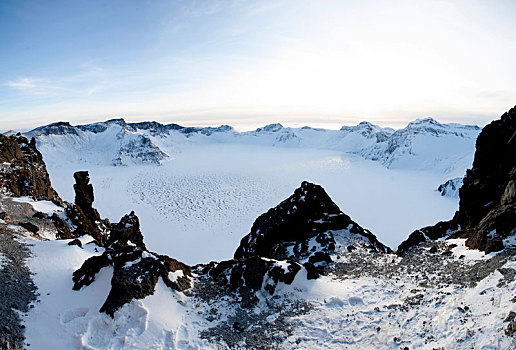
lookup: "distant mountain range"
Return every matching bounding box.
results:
[25,118,481,175]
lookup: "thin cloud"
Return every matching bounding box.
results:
[4,68,107,97]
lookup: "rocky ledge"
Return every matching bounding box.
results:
[234,181,390,262]
[67,172,192,317]
[197,180,391,309]
[0,133,62,204]
[399,106,516,253]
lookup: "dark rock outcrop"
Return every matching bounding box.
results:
[72,206,191,317]
[455,107,516,252]
[68,238,82,248]
[203,181,390,302]
[398,220,459,253]
[0,133,62,204]
[234,181,390,262]
[65,171,109,244]
[18,222,39,234]
[51,213,74,239]
[0,212,11,222]
[398,106,516,253]
[104,211,145,250]
[207,257,304,307]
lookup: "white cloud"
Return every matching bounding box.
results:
[4,68,107,97]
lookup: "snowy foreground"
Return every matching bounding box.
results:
[12,117,514,349]
[20,213,516,349]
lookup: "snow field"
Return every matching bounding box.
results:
[45,144,459,264]
[24,236,211,350]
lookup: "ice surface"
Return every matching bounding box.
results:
[44,144,459,264]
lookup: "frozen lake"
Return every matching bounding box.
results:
[46,144,458,264]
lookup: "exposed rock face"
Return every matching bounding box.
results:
[104,211,146,250]
[66,171,109,244]
[72,195,191,317]
[455,107,516,252]
[112,134,168,166]
[398,106,516,253]
[51,213,74,239]
[0,133,62,204]
[207,257,303,302]
[73,237,192,317]
[398,220,459,253]
[203,181,390,303]
[234,181,390,262]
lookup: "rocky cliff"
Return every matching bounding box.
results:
[0,133,62,204]
[399,106,516,253]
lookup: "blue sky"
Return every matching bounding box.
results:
[1,0,516,130]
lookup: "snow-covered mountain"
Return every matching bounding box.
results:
[28,120,168,166]
[26,117,480,175]
[360,118,481,173]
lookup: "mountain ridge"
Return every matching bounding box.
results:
[24,117,480,174]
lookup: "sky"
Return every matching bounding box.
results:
[1,0,516,131]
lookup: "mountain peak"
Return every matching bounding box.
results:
[105,118,127,126]
[256,123,284,133]
[407,117,441,127]
[234,181,390,261]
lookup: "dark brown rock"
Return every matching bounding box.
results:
[209,257,303,297]
[0,133,62,204]
[105,211,145,250]
[73,254,111,290]
[18,222,39,234]
[72,210,192,317]
[308,251,332,265]
[66,171,109,244]
[456,106,516,252]
[506,321,516,337]
[398,106,516,253]
[32,211,47,219]
[234,181,390,262]
[303,262,324,280]
[51,213,74,239]
[68,239,82,248]
[0,212,11,222]
[398,221,459,252]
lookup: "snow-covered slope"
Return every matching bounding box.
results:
[28,120,168,167]
[360,118,481,175]
[26,117,480,175]
[11,194,516,350]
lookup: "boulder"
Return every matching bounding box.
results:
[73,211,191,317]
[18,222,39,234]
[208,257,303,306]
[68,239,82,248]
[234,181,390,262]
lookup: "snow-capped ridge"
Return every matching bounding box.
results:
[255,123,284,133]
[28,117,481,174]
[360,117,481,174]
